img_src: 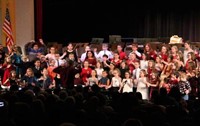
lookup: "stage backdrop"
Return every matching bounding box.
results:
[41,1,200,43]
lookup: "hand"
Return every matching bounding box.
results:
[38,77,44,81]
[93,48,97,52]
[39,38,44,45]
[185,89,190,95]
[63,52,67,56]
[31,83,36,86]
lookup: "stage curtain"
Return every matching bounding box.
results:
[34,0,43,41]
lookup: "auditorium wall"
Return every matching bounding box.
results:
[15,0,34,54]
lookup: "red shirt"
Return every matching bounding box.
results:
[80,67,92,83]
[160,53,168,61]
[126,59,138,74]
[111,59,122,68]
[118,51,127,60]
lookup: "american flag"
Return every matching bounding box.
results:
[2,7,14,53]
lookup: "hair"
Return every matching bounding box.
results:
[188,51,195,61]
[171,45,178,53]
[91,69,98,78]
[67,42,73,47]
[144,42,153,53]
[120,60,128,69]
[85,50,95,59]
[125,71,131,78]
[132,43,138,48]
[10,70,16,78]
[32,43,39,48]
[117,44,124,48]
[140,69,147,77]
[82,60,89,68]
[96,60,103,68]
[113,68,121,76]
[102,54,108,58]
[184,40,191,45]
[179,72,188,81]
[102,70,108,74]
[26,68,34,77]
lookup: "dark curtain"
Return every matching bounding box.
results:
[137,8,200,42]
[34,0,43,41]
[39,1,200,42]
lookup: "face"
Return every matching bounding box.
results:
[33,45,39,50]
[184,43,190,48]
[121,62,125,67]
[6,57,11,62]
[141,54,146,60]
[156,57,161,62]
[167,57,171,62]
[42,69,48,75]
[117,45,122,52]
[161,46,167,53]
[84,61,89,67]
[134,62,140,68]
[85,46,90,52]
[96,62,101,68]
[113,70,119,76]
[152,73,156,79]
[140,71,145,77]
[11,72,16,77]
[125,72,130,78]
[67,44,73,50]
[50,47,56,53]
[87,51,93,57]
[171,47,177,53]
[91,70,96,76]
[148,61,153,67]
[102,71,107,77]
[114,53,119,59]
[102,45,108,50]
[129,53,136,60]
[103,56,107,61]
[132,45,137,51]
[145,45,150,51]
[27,69,32,75]
[35,60,41,67]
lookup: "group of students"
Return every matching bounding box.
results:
[0,40,199,101]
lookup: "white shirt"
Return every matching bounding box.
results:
[130,50,142,58]
[95,68,104,80]
[54,59,63,67]
[140,60,148,71]
[111,77,121,87]
[122,78,133,93]
[97,50,113,61]
[132,68,141,80]
[45,54,56,60]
